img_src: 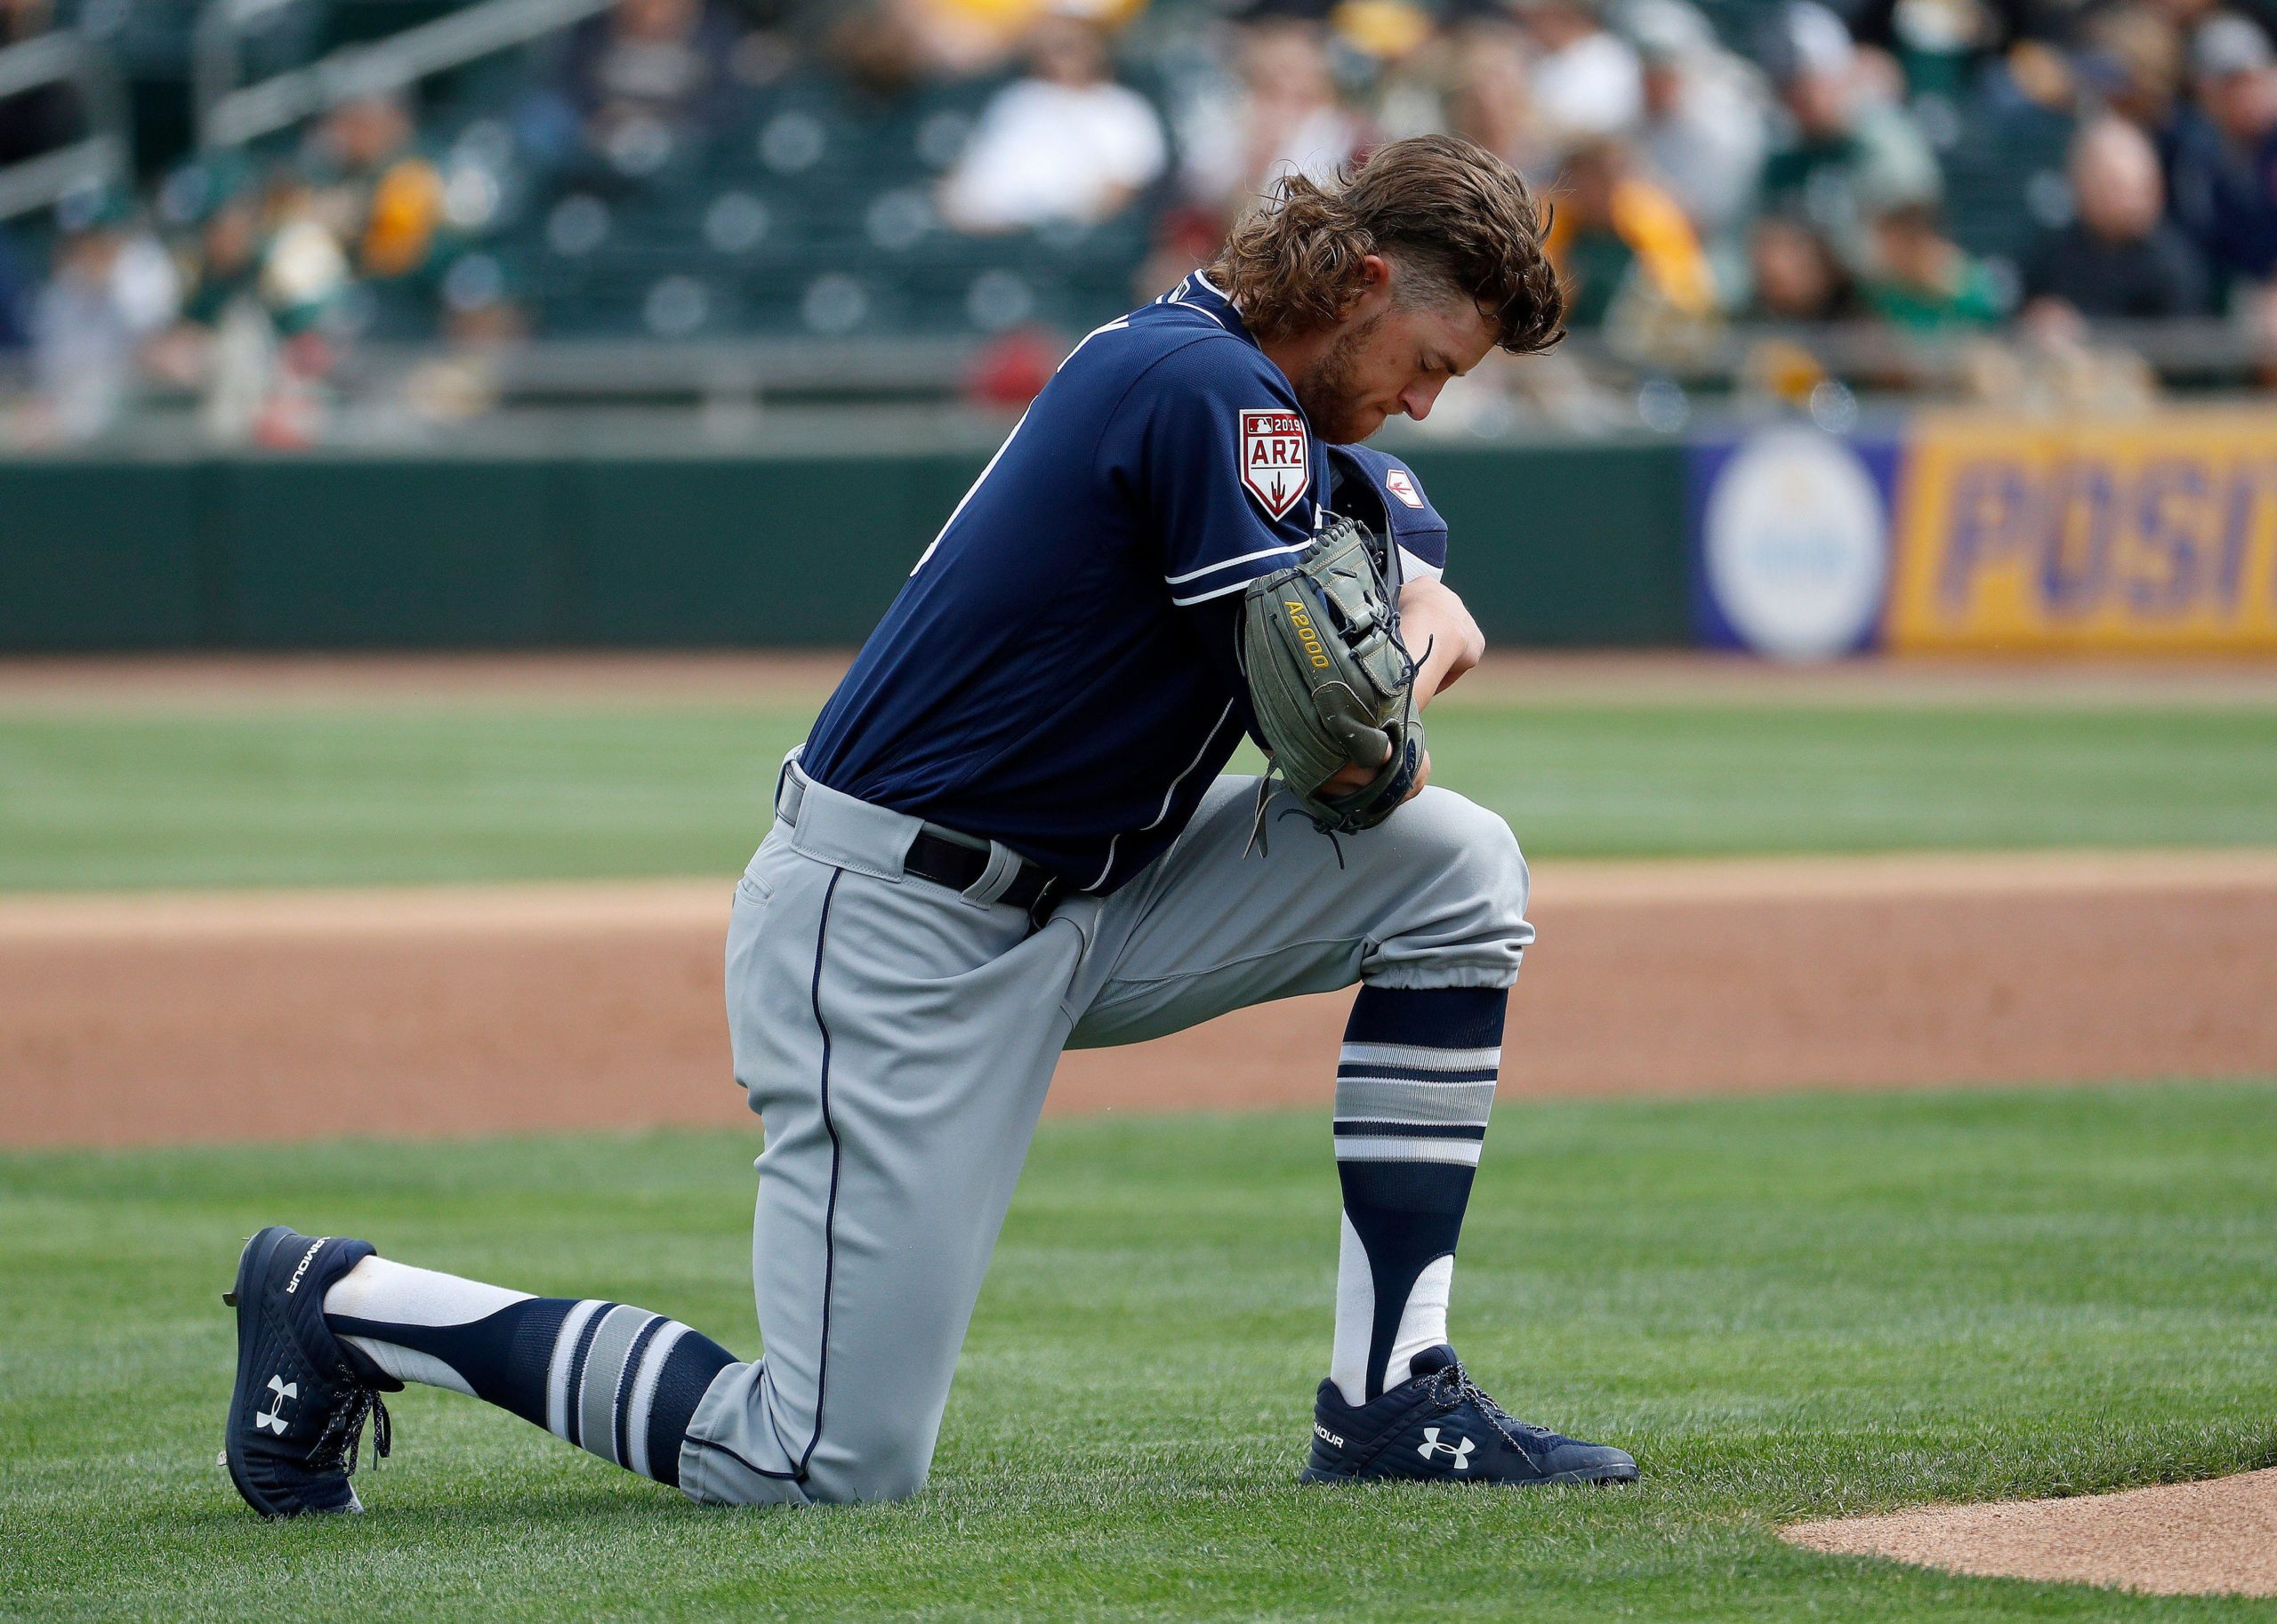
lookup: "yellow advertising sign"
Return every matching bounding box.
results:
[1887,410,2277,651]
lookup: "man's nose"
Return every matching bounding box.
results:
[1400,380,1445,421]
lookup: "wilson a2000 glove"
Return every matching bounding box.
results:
[1238,515,1423,835]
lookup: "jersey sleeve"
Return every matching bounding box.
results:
[1327,443,1449,586]
[1382,467,1448,587]
[1120,337,1320,607]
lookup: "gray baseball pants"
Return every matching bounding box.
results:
[678,758,1532,1505]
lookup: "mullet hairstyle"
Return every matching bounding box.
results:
[1211,134,1565,355]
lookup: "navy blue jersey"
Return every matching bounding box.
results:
[1328,442,1450,590]
[803,273,1445,893]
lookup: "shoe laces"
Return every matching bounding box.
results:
[1427,1358,1557,1450]
[310,1383,391,1479]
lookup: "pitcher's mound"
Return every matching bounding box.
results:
[1783,1468,2277,1596]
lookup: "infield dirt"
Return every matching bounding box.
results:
[5,847,2274,1149]
[1785,1469,2277,1596]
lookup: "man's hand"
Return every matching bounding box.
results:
[1322,743,1432,800]
[1319,580,1481,800]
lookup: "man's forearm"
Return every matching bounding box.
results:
[1398,580,1485,709]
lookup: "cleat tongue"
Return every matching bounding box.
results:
[1408,1344,1459,1376]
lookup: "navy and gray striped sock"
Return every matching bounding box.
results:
[325,1260,736,1487]
[1328,984,1507,1406]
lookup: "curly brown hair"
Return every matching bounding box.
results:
[1211,134,1565,356]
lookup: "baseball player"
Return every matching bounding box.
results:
[222,134,1638,1516]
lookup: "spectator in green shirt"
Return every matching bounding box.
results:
[1755,1,1943,273]
[1860,202,2007,331]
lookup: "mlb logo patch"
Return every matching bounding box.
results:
[1240,409,1310,520]
[1384,468,1425,508]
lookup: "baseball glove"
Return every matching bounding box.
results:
[1238,514,1424,837]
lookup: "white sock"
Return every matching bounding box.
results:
[323,1256,532,1392]
[1328,985,1503,1407]
[318,1258,740,1486]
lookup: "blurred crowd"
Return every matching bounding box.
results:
[8,0,2277,439]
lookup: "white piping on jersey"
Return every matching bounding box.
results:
[1064,315,1132,363]
[1163,543,1306,587]
[1163,274,1235,331]
[908,316,1135,577]
[1171,571,1288,607]
[1397,544,1444,584]
[913,406,1030,576]
[1085,697,1236,892]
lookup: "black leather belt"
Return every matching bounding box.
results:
[776,760,1066,922]
[903,829,1062,914]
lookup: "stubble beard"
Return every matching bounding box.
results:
[1292,312,1382,446]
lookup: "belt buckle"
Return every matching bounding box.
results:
[1026,874,1066,931]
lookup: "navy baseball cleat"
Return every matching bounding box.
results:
[1301,1345,1637,1487]
[221,1226,401,1517]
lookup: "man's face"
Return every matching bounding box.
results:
[1782,71,1850,140]
[1029,15,1106,86]
[1641,60,1682,118]
[616,0,696,43]
[1292,273,1501,444]
[2209,67,2277,145]
[2073,125,2162,242]
[328,98,408,168]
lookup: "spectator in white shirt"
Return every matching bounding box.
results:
[1516,0,1642,153]
[1629,0,1768,250]
[939,10,1168,234]
[1444,16,1553,181]
[1177,15,1369,221]
[28,198,180,443]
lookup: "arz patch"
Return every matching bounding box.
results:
[1240,408,1310,520]
[1384,467,1425,508]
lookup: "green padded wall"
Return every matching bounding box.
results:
[0,458,211,650]
[215,458,560,647]
[1399,439,1691,647]
[552,454,984,646]
[0,438,1689,650]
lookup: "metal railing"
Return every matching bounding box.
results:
[8,318,2274,457]
[195,0,614,149]
[0,30,128,221]
[312,321,2273,411]
[1562,318,2270,390]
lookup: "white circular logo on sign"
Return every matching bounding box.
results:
[1702,428,1887,660]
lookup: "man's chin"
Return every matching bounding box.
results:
[1321,409,1388,445]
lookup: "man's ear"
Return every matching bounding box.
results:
[1335,253,1396,320]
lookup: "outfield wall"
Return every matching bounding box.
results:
[0,438,1687,652]
[10,408,2277,654]
[1694,410,2277,657]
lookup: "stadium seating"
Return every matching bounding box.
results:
[390,55,1155,341]
[0,0,2137,353]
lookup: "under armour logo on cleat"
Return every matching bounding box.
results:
[255,1375,297,1434]
[1419,1427,1474,1469]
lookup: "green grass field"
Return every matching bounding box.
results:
[4,1087,2273,1622]
[4,676,2272,1617]
[3,698,2275,888]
